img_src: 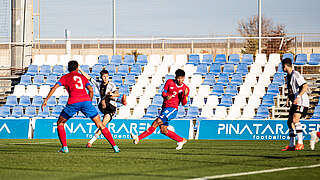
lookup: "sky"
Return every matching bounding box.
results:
[26,0,320,38]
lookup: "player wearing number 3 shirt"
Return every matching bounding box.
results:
[131,69,190,150]
[41,61,120,153]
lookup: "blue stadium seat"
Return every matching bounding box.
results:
[261,94,274,107]
[230,73,243,86]
[92,97,98,106]
[47,96,57,107]
[32,96,43,107]
[272,73,285,85]
[188,54,200,65]
[282,53,294,63]
[33,75,45,86]
[241,54,253,65]
[24,106,36,118]
[211,84,224,96]
[225,85,238,96]
[123,55,135,65]
[117,64,129,76]
[52,65,64,76]
[90,64,103,77]
[253,105,269,119]
[38,106,50,118]
[129,64,142,76]
[266,83,279,96]
[151,94,163,107]
[0,106,10,118]
[51,105,64,117]
[311,106,320,119]
[309,53,320,65]
[236,63,249,75]
[219,94,233,107]
[294,54,307,65]
[194,64,208,75]
[229,54,240,64]
[20,75,32,85]
[19,96,31,107]
[164,75,175,82]
[185,106,199,119]
[98,55,109,66]
[158,84,165,94]
[80,65,90,74]
[136,55,148,65]
[202,74,215,86]
[26,65,38,76]
[110,55,122,65]
[143,105,159,119]
[216,73,229,86]
[11,106,23,118]
[223,63,235,74]
[276,63,286,75]
[5,96,18,107]
[39,65,51,76]
[202,54,214,64]
[119,84,130,96]
[208,63,221,75]
[124,75,136,87]
[105,64,116,75]
[46,75,58,86]
[112,75,123,86]
[215,54,226,64]
[58,96,68,106]
[176,107,186,119]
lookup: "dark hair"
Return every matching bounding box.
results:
[100,69,109,76]
[67,60,78,72]
[282,58,292,68]
[175,69,185,77]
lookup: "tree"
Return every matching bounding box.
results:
[238,15,293,56]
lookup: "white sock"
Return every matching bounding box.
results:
[88,134,99,144]
[295,123,303,144]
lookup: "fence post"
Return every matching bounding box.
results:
[191,40,194,54]
[301,33,304,54]
[227,35,230,57]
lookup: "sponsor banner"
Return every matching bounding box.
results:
[0,119,30,139]
[33,119,193,139]
[197,120,320,140]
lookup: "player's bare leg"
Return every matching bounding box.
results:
[57,116,69,153]
[293,113,304,150]
[131,118,161,144]
[160,125,187,150]
[91,115,119,152]
[87,114,112,147]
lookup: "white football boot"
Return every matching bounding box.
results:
[310,131,319,150]
[176,138,187,150]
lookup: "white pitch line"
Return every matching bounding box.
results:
[0,142,55,146]
[187,163,320,180]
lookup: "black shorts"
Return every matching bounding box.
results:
[98,102,116,118]
[289,104,308,118]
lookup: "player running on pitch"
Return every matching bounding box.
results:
[78,67,127,148]
[131,69,189,150]
[41,60,120,153]
[281,58,309,151]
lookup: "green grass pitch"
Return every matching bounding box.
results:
[0,139,320,180]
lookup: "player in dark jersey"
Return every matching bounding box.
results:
[131,69,189,150]
[41,61,119,153]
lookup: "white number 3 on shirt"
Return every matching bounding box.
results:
[73,76,84,89]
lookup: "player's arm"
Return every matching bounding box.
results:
[162,80,172,100]
[181,86,190,106]
[294,83,308,105]
[86,84,94,101]
[109,90,120,98]
[41,83,60,111]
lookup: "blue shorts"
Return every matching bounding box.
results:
[158,107,178,126]
[60,101,98,120]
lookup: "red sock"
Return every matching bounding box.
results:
[57,125,67,147]
[317,132,320,138]
[138,126,156,140]
[166,130,183,142]
[101,128,116,146]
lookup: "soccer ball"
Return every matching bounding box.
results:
[167,125,175,132]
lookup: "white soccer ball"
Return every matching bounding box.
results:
[167,125,175,132]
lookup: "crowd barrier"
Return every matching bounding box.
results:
[1,119,319,140]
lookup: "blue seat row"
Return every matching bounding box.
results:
[187,54,253,65]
